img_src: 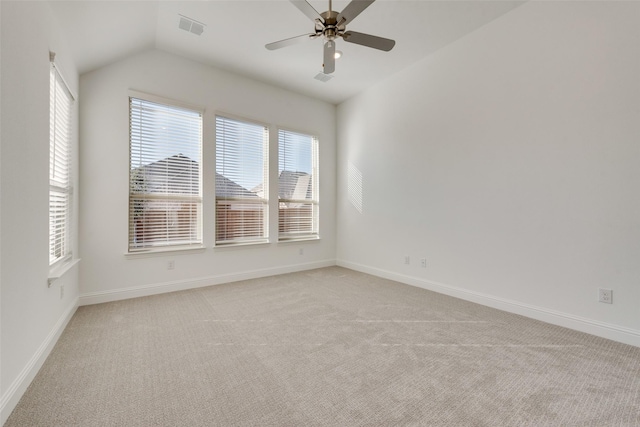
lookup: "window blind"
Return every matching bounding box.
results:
[129,97,202,251]
[215,115,269,244]
[278,129,319,240]
[49,64,73,265]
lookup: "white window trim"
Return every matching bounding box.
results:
[48,258,80,287]
[277,235,321,244]
[49,55,75,271]
[50,52,78,100]
[124,245,206,259]
[128,90,206,114]
[214,113,270,247]
[277,127,320,242]
[128,91,205,253]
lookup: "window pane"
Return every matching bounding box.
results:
[129,97,202,251]
[49,66,73,265]
[215,116,269,244]
[278,129,319,240]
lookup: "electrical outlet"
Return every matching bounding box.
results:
[60,285,64,299]
[404,255,410,265]
[299,248,304,255]
[598,288,612,304]
[167,260,175,270]
[421,258,427,268]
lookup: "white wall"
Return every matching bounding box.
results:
[1,1,80,423]
[79,49,336,303]
[337,1,640,346]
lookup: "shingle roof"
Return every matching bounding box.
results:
[215,173,258,199]
[132,155,309,200]
[278,170,312,200]
[131,154,199,195]
[252,171,312,200]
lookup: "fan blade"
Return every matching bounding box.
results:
[266,34,315,50]
[290,0,323,23]
[336,0,375,26]
[342,31,395,51]
[323,40,336,74]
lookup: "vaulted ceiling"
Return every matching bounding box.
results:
[49,1,525,104]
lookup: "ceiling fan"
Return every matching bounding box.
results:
[265,0,395,75]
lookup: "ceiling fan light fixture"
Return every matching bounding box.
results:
[266,0,395,73]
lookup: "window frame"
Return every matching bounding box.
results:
[277,127,320,242]
[49,61,75,268]
[127,91,204,253]
[214,113,270,246]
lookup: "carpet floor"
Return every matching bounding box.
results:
[6,267,640,426]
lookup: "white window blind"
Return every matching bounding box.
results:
[129,96,202,251]
[49,63,73,265]
[278,129,319,240]
[215,115,269,245]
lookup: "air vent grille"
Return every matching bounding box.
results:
[178,15,205,36]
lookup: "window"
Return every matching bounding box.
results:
[215,115,269,245]
[49,62,74,265]
[128,96,202,252]
[278,129,319,240]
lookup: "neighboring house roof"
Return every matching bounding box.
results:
[252,170,312,200]
[132,153,259,199]
[132,155,309,200]
[216,172,258,199]
[279,170,312,200]
[131,154,199,195]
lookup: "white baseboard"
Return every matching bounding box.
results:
[1,298,79,425]
[337,259,640,348]
[79,259,337,306]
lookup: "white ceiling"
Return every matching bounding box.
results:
[49,0,525,104]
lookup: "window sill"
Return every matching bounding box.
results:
[278,235,321,244]
[48,258,80,287]
[214,240,270,250]
[125,245,206,259]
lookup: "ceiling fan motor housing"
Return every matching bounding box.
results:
[319,10,344,41]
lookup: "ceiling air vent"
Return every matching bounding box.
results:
[314,73,333,83]
[178,15,205,36]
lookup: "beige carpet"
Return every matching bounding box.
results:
[6,267,640,426]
